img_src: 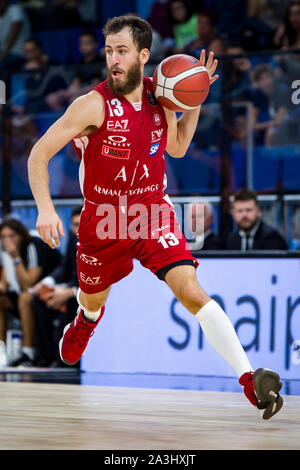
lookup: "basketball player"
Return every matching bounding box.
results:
[28,16,283,419]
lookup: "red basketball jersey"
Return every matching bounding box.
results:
[73,77,168,207]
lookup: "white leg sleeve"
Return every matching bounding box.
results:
[196,299,253,377]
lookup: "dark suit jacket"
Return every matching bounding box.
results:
[226,220,288,250]
[202,232,223,250]
[50,231,78,287]
[190,231,223,252]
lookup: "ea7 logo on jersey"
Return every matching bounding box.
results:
[80,273,102,285]
[107,119,129,131]
[151,128,163,142]
[149,142,160,156]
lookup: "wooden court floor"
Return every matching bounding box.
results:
[0,381,299,450]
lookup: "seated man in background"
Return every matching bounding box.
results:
[0,218,61,366]
[46,31,103,111]
[226,188,288,250]
[187,199,222,251]
[30,206,81,367]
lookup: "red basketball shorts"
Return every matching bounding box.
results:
[77,196,198,294]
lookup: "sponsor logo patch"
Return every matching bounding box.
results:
[149,142,160,156]
[153,113,162,126]
[80,273,102,285]
[80,254,102,266]
[102,145,131,159]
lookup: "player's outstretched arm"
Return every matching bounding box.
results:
[165,50,219,158]
[28,91,104,248]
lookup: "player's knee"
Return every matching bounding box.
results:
[78,289,107,312]
[178,280,211,314]
[17,292,33,311]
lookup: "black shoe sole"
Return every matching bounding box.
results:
[253,368,283,420]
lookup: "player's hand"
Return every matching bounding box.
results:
[36,210,65,249]
[200,49,219,85]
[28,280,44,295]
[45,286,69,310]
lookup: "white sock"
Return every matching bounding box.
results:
[22,346,35,360]
[196,299,253,377]
[82,308,101,323]
[77,289,101,323]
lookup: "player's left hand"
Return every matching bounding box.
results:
[200,49,219,85]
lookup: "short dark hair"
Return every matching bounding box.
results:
[103,15,152,52]
[23,38,42,50]
[0,218,31,245]
[197,8,217,25]
[252,63,275,82]
[79,30,98,42]
[71,205,83,218]
[233,189,259,206]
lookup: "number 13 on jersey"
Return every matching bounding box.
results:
[158,232,179,249]
[106,99,124,117]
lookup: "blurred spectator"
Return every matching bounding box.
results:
[9,38,68,155]
[187,199,222,251]
[147,0,174,41]
[210,0,248,44]
[22,37,50,70]
[273,0,300,96]
[182,9,225,57]
[222,43,252,99]
[210,0,275,50]
[220,43,253,149]
[9,38,69,115]
[46,31,103,111]
[0,218,61,367]
[30,206,81,367]
[274,0,300,49]
[167,0,198,53]
[250,63,293,146]
[226,188,288,250]
[248,0,290,31]
[0,0,31,72]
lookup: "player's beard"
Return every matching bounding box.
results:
[107,58,142,96]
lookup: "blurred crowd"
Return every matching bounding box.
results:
[1,0,300,68]
[0,0,299,157]
[0,205,81,368]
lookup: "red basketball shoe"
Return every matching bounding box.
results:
[239,368,283,419]
[59,306,105,365]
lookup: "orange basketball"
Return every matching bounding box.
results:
[153,54,210,112]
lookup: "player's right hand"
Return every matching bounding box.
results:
[36,210,65,249]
